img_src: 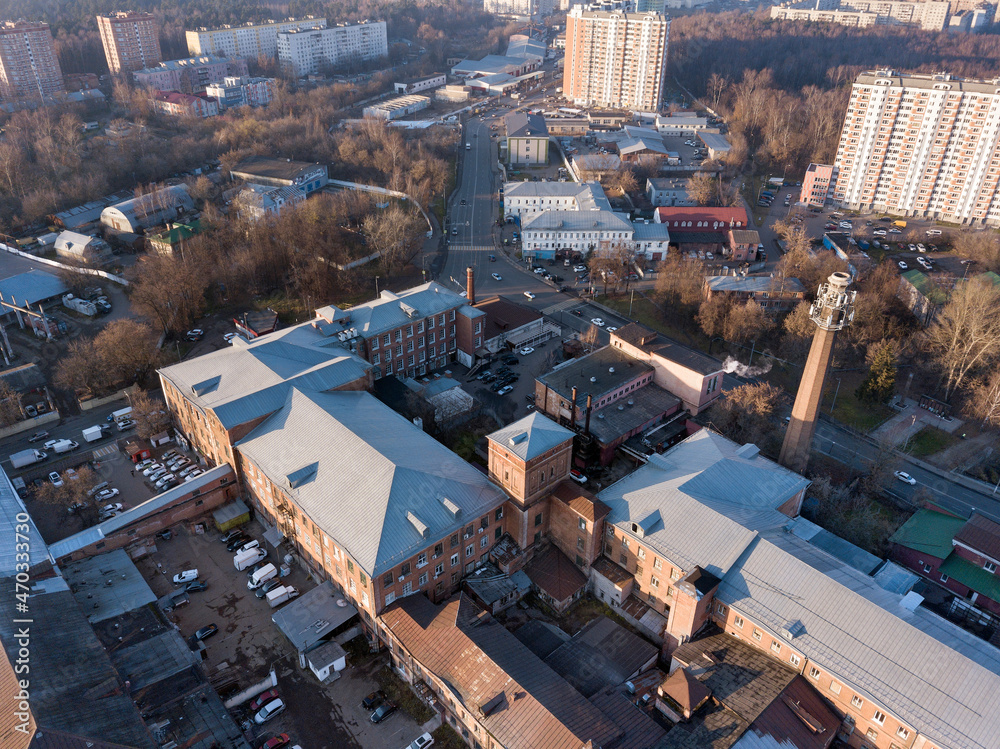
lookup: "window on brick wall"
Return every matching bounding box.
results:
[790,653,800,667]
[417,553,427,567]
[872,711,886,726]
[383,572,393,586]
[829,681,842,695]
[734,615,744,628]
[809,667,820,680]
[419,572,427,586]
[578,517,587,531]
[653,557,662,570]
[752,628,762,641]
[637,547,646,560]
[851,695,864,709]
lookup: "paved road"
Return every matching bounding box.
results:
[812,417,1000,522]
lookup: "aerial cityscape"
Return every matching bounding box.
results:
[2,1,1000,748]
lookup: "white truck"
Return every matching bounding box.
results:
[109,407,133,423]
[52,439,78,454]
[62,294,97,316]
[10,449,46,469]
[247,562,277,590]
[234,547,267,571]
[266,585,299,608]
[82,426,104,443]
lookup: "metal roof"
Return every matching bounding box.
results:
[0,463,48,576]
[231,154,326,182]
[0,269,68,308]
[535,345,656,402]
[717,536,1000,749]
[313,281,467,341]
[521,209,632,233]
[487,411,575,462]
[503,180,611,210]
[271,580,358,651]
[49,465,237,560]
[506,111,548,138]
[505,35,546,60]
[889,509,965,559]
[158,322,371,429]
[631,221,671,241]
[577,383,680,444]
[699,133,732,151]
[60,549,158,623]
[598,430,807,577]
[238,389,507,576]
[706,276,806,295]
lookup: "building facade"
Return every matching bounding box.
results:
[186,17,326,59]
[833,70,1000,226]
[0,20,64,103]
[802,163,838,207]
[505,111,549,165]
[362,94,430,120]
[151,90,219,118]
[563,8,670,111]
[521,210,634,259]
[770,0,951,30]
[205,76,275,109]
[133,56,248,94]
[277,21,388,77]
[97,11,161,74]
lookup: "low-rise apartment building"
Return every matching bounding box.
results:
[521,210,633,260]
[502,180,610,221]
[236,388,509,629]
[505,111,549,165]
[205,76,274,109]
[133,56,248,94]
[703,275,807,313]
[230,156,328,195]
[151,90,219,118]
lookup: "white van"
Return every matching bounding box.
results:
[247,563,277,590]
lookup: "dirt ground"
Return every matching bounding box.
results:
[139,520,425,749]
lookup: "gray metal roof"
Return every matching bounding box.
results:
[503,180,611,211]
[521,210,632,233]
[0,269,68,308]
[60,548,158,622]
[0,463,48,576]
[505,35,546,60]
[49,465,236,560]
[271,580,358,651]
[488,412,575,462]
[506,111,548,138]
[238,389,507,576]
[718,535,1000,749]
[631,222,671,240]
[699,133,732,151]
[313,281,467,341]
[597,430,808,578]
[706,276,806,294]
[158,322,371,429]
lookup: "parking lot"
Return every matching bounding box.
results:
[141,519,428,749]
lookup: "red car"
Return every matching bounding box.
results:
[249,689,280,712]
[258,735,290,749]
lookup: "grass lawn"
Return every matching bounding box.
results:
[375,664,434,724]
[821,370,894,433]
[905,426,959,458]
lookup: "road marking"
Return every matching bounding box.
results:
[92,444,118,459]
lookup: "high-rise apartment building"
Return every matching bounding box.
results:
[97,11,161,74]
[0,20,64,102]
[277,21,387,76]
[186,17,326,60]
[563,7,670,111]
[833,70,1000,226]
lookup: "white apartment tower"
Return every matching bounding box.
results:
[186,17,327,60]
[97,11,161,74]
[0,20,64,102]
[833,70,1000,226]
[277,21,388,77]
[563,7,670,111]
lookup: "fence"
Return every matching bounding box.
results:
[0,242,129,286]
[327,180,433,233]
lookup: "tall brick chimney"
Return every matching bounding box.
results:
[466,267,475,305]
[584,394,593,435]
[570,386,578,428]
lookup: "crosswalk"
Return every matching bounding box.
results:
[92,444,119,460]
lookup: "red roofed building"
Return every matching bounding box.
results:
[152,90,219,118]
[653,206,749,233]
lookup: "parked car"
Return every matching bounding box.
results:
[136,458,155,471]
[518,347,534,355]
[148,469,168,482]
[155,474,176,489]
[179,464,200,477]
[569,469,587,485]
[258,736,290,749]
[897,260,908,270]
[185,469,204,481]
[255,578,283,599]
[186,329,204,341]
[590,318,605,327]
[362,690,387,710]
[185,581,208,593]
[48,472,63,487]
[405,733,435,749]
[502,356,519,365]
[221,528,244,544]
[249,689,280,712]
[173,570,198,585]
[194,623,218,641]
[101,502,124,515]
[926,229,943,236]
[117,419,136,432]
[370,702,397,724]
[67,502,87,514]
[95,488,120,502]
[226,534,252,552]
[236,539,261,554]
[497,385,514,395]
[573,265,587,272]
[254,699,286,725]
[27,431,49,443]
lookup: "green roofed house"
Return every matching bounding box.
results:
[896,269,949,326]
[148,219,202,256]
[890,509,1000,617]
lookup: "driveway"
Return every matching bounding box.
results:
[141,521,422,749]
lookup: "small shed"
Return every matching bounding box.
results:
[125,441,152,463]
[307,639,348,682]
[212,498,251,533]
[150,430,171,447]
[657,667,712,720]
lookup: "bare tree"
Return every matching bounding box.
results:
[0,379,22,426]
[654,254,704,308]
[130,389,172,440]
[708,381,784,452]
[127,254,210,334]
[724,299,774,343]
[923,277,1000,399]
[965,370,1000,428]
[362,205,425,278]
[697,294,731,338]
[954,230,1000,273]
[688,173,716,206]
